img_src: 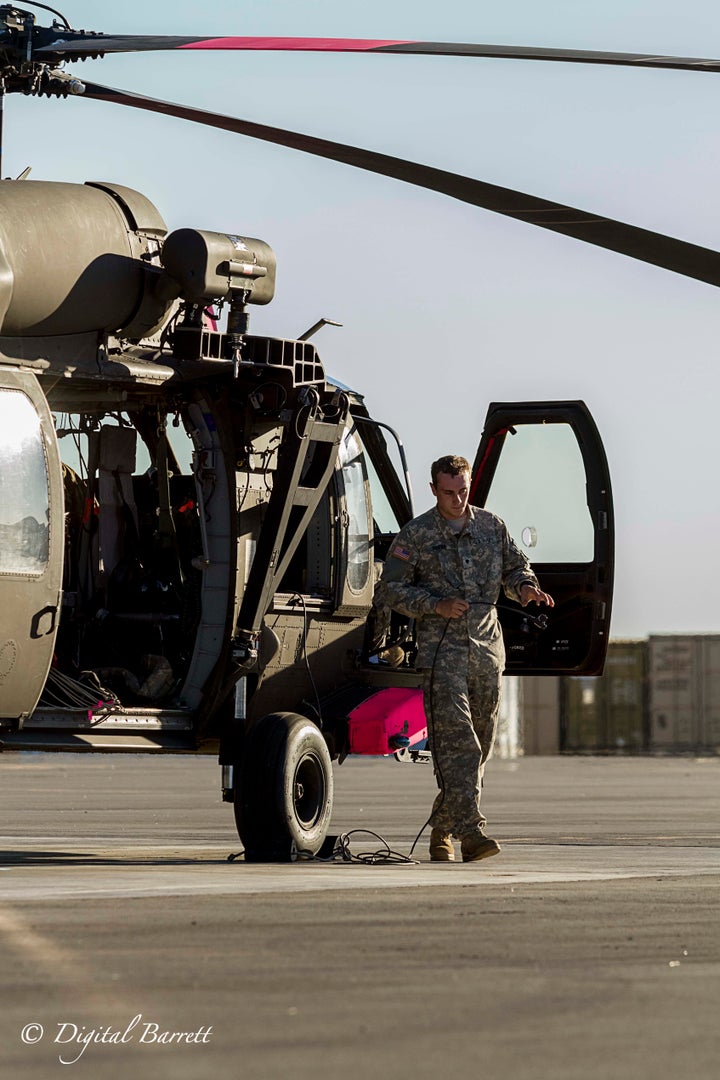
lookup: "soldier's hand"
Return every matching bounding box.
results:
[520,584,555,608]
[436,597,469,619]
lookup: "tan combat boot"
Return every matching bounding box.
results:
[460,831,501,863]
[429,828,455,862]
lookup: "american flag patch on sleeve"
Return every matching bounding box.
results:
[392,545,411,561]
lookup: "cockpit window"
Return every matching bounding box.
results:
[339,427,371,593]
[0,390,50,575]
[364,453,402,535]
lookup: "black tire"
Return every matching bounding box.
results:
[234,712,333,862]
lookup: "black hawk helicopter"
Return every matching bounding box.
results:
[8,1,717,859]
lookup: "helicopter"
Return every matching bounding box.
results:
[2,2,716,860]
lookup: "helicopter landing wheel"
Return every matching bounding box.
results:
[234,712,333,863]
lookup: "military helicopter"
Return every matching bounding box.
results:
[4,2,715,860]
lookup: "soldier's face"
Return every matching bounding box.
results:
[431,470,471,520]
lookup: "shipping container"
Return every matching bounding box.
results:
[561,639,647,752]
[649,634,720,752]
[700,636,720,750]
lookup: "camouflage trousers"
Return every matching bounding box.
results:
[422,646,502,836]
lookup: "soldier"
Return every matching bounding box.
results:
[374,454,553,863]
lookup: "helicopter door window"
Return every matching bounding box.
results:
[338,428,371,594]
[482,423,594,563]
[0,389,50,575]
[364,453,401,537]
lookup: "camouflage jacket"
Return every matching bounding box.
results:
[374,505,539,669]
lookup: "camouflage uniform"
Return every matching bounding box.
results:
[375,505,539,837]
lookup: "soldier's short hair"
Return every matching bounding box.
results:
[431,455,471,485]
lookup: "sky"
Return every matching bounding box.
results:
[3,0,720,638]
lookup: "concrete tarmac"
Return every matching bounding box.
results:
[0,752,718,1079]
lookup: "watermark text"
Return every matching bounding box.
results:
[21,1014,214,1064]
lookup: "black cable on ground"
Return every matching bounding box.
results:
[302,830,418,865]
[228,830,418,865]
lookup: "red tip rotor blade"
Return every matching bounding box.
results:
[35,36,720,71]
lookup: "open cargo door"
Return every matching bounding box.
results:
[0,369,63,721]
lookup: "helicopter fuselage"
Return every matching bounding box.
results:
[0,179,614,859]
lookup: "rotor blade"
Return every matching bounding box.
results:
[82,81,720,289]
[36,35,720,72]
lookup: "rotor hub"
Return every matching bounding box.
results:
[0,5,94,95]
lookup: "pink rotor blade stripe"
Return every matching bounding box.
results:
[176,37,411,52]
